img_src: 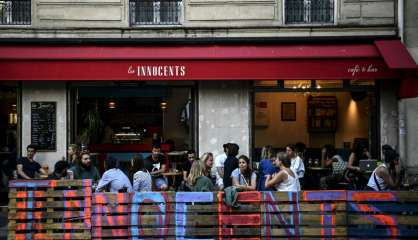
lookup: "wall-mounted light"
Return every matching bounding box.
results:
[160,101,167,110]
[8,104,17,125]
[108,100,116,109]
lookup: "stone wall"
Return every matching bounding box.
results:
[198,81,250,158]
[21,82,67,170]
[0,0,396,39]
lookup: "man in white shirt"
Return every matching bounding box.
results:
[213,143,229,190]
[286,144,305,186]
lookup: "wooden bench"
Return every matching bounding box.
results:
[8,180,92,240]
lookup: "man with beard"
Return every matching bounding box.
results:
[48,160,69,180]
[144,145,168,191]
[69,151,100,182]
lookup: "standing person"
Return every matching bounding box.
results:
[96,157,132,193]
[214,143,229,190]
[257,145,277,191]
[67,144,79,168]
[69,151,100,182]
[223,143,239,188]
[16,144,46,179]
[182,149,197,182]
[130,155,152,192]
[144,145,168,191]
[366,148,400,191]
[200,152,214,178]
[286,144,305,186]
[231,155,257,191]
[187,161,214,192]
[265,152,300,192]
[47,160,69,180]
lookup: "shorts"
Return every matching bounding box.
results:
[154,177,167,189]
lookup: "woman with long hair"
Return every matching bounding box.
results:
[67,144,79,168]
[231,155,257,191]
[130,155,152,192]
[265,152,300,192]
[187,161,214,192]
[200,152,214,178]
[257,145,277,191]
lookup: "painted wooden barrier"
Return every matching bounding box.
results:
[262,191,347,239]
[8,180,92,240]
[347,191,418,238]
[92,191,262,239]
[7,180,418,239]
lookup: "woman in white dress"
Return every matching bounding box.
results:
[265,152,300,192]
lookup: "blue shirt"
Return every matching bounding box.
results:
[257,159,278,191]
[96,168,133,193]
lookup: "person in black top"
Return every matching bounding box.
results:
[223,143,239,188]
[144,145,168,191]
[16,144,46,179]
[182,149,196,182]
[48,160,69,180]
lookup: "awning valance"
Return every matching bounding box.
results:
[0,42,413,81]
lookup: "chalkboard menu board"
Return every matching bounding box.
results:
[31,102,56,151]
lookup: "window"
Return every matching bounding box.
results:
[285,0,334,24]
[0,0,31,25]
[130,0,182,25]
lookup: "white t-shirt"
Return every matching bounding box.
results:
[290,155,305,178]
[213,153,227,186]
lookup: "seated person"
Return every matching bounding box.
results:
[319,145,347,189]
[182,149,197,182]
[200,152,214,178]
[144,145,168,191]
[187,161,214,192]
[346,142,370,189]
[96,157,132,193]
[48,160,69,180]
[17,144,47,179]
[69,151,100,182]
[231,155,257,191]
[366,147,400,191]
[265,152,300,192]
[130,155,152,192]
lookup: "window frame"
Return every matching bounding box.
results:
[282,0,337,26]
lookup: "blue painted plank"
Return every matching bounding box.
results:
[348,227,418,237]
[348,202,418,213]
[175,192,214,203]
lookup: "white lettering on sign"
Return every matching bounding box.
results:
[348,64,379,77]
[128,65,186,78]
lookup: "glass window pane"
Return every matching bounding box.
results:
[350,80,375,86]
[254,81,278,87]
[316,80,343,89]
[284,80,311,89]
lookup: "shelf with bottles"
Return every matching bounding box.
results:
[307,96,337,132]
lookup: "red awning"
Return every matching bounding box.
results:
[375,40,418,69]
[0,43,408,81]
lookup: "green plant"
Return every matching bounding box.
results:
[79,109,104,144]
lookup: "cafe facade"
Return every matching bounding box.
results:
[1,0,418,183]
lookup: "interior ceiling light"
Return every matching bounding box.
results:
[160,101,167,110]
[108,100,116,109]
